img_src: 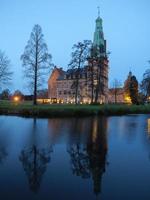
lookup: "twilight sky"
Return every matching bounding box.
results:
[0,0,150,93]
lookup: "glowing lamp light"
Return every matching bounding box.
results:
[13,96,20,102]
[124,95,131,104]
[125,97,130,101]
[148,119,150,136]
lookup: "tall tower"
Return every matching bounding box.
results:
[89,8,109,103]
[93,7,107,58]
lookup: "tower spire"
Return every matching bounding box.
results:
[97,6,100,17]
[93,4,106,57]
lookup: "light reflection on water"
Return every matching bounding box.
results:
[0,115,150,200]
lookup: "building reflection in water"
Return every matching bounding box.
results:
[48,118,89,145]
[67,117,108,196]
[147,119,150,139]
[144,118,150,159]
[19,118,53,193]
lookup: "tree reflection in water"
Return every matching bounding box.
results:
[68,144,90,179]
[68,117,108,196]
[19,118,53,193]
[0,121,10,165]
[0,147,8,164]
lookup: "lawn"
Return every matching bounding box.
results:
[0,100,150,118]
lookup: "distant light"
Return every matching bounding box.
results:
[148,119,150,137]
[124,95,131,104]
[13,96,20,102]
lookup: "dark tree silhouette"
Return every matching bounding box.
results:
[0,147,8,164]
[67,144,90,179]
[87,46,99,104]
[19,118,53,192]
[86,46,110,104]
[21,24,52,105]
[68,40,91,104]
[0,50,12,88]
[141,68,150,99]
[110,79,122,103]
[94,57,106,104]
[129,75,139,104]
[94,50,110,104]
[124,71,132,97]
[19,145,53,193]
[0,89,11,100]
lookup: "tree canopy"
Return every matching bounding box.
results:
[141,69,150,98]
[129,75,139,104]
[21,24,52,105]
[68,40,91,104]
[0,51,12,89]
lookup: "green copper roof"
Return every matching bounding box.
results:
[93,16,104,47]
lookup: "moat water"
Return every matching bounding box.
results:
[0,115,150,200]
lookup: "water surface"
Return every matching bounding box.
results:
[0,115,150,200]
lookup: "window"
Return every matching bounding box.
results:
[100,45,104,53]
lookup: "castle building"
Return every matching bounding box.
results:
[108,71,133,104]
[48,12,109,104]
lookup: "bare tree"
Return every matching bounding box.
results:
[141,69,150,98]
[94,51,110,104]
[87,48,110,104]
[141,61,150,99]
[87,46,98,104]
[110,79,122,103]
[68,40,91,104]
[0,51,12,88]
[21,24,52,105]
[94,58,105,104]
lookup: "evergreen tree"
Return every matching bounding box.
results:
[129,75,139,104]
[124,72,132,98]
[0,89,11,100]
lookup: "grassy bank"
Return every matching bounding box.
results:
[0,101,150,118]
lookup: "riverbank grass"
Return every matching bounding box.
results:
[0,100,150,117]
